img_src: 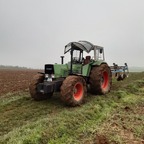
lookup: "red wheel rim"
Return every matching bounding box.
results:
[73,82,83,101]
[101,71,109,89]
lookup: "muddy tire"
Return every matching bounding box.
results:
[60,75,87,106]
[123,73,127,80]
[117,75,123,81]
[89,64,112,94]
[117,73,127,81]
[29,74,53,101]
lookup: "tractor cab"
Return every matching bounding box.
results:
[64,41,105,75]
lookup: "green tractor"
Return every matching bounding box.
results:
[29,41,112,106]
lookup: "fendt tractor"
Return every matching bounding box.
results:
[29,41,113,106]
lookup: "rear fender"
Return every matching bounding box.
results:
[92,60,107,66]
[82,61,107,77]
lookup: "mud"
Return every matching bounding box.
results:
[0,69,41,96]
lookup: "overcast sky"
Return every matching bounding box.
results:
[0,0,144,68]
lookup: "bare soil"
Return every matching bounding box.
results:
[0,69,41,96]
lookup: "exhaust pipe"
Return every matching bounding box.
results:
[60,56,64,64]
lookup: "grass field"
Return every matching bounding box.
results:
[0,72,144,144]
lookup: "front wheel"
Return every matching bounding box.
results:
[89,64,112,94]
[29,74,53,101]
[60,76,87,106]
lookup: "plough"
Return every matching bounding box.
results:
[110,63,129,81]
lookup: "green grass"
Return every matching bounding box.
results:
[0,72,144,144]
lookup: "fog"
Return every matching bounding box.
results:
[0,0,144,68]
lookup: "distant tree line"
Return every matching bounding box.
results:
[0,65,29,69]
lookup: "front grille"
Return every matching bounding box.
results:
[45,64,54,74]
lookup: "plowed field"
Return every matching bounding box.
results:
[0,70,144,144]
[0,69,41,96]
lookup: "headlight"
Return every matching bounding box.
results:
[45,74,49,78]
[51,74,55,78]
[45,74,55,81]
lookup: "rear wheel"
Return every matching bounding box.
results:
[29,74,53,100]
[60,76,86,106]
[89,64,112,94]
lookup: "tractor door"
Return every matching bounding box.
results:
[70,49,83,74]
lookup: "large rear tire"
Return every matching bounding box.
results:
[60,76,87,106]
[89,64,112,94]
[29,74,53,101]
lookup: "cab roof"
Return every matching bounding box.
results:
[64,41,103,54]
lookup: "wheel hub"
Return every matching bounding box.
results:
[73,83,83,101]
[74,88,78,94]
[101,71,109,89]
